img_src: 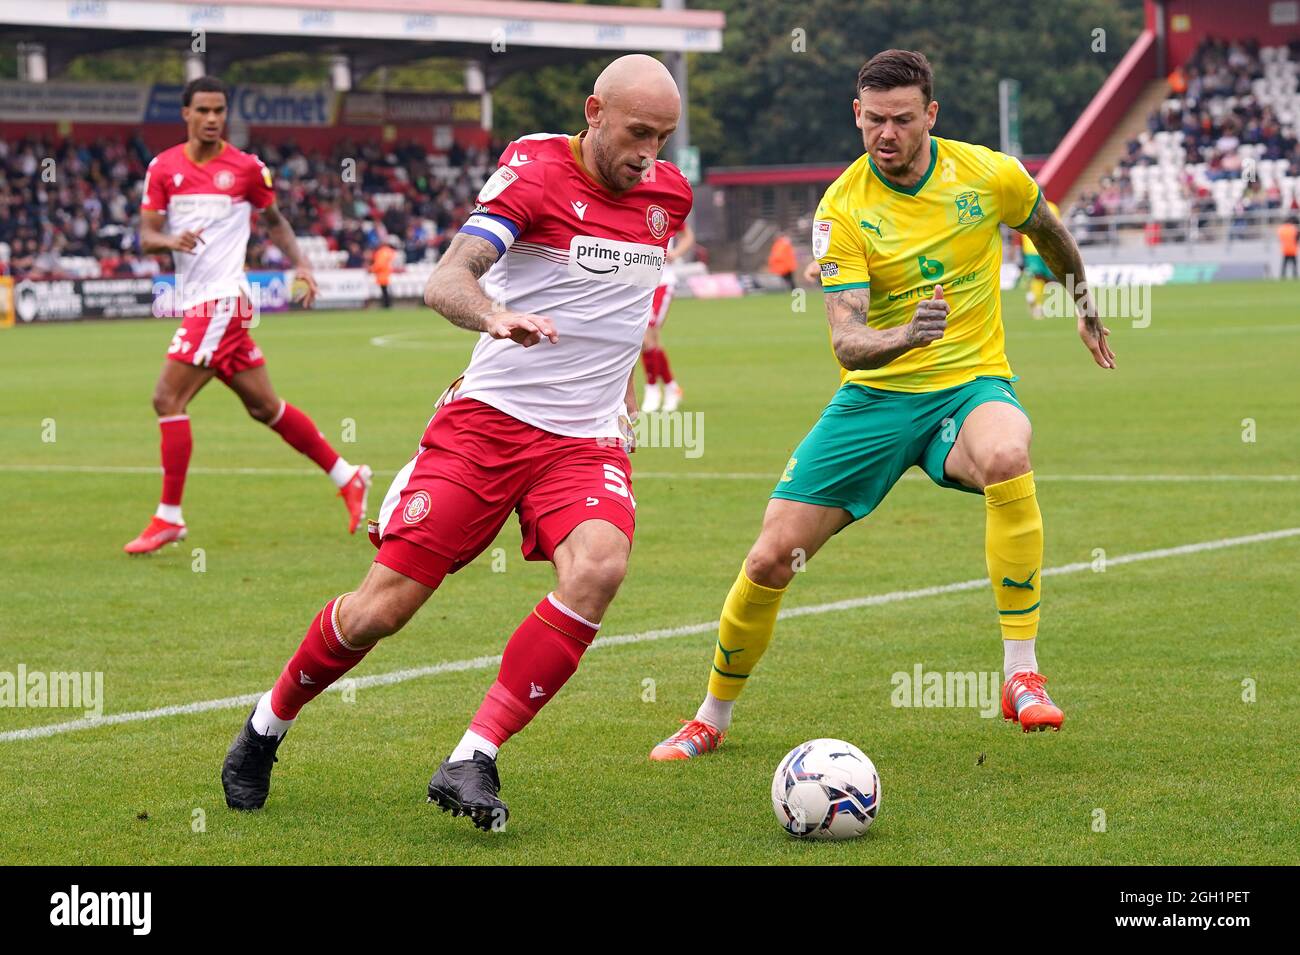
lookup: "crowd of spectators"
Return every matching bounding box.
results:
[1068,37,1300,234]
[0,132,499,280]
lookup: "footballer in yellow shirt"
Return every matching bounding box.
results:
[651,49,1116,764]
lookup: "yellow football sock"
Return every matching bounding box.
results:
[707,566,788,702]
[985,471,1042,640]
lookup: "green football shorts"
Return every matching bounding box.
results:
[1023,253,1054,280]
[771,376,1028,520]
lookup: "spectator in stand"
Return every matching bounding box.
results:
[0,132,493,280]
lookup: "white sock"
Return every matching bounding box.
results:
[449,729,499,763]
[155,503,183,525]
[327,458,355,489]
[250,690,294,739]
[1003,638,1038,679]
[695,692,734,731]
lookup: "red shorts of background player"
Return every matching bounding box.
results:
[166,295,265,383]
[373,398,637,588]
[648,283,674,330]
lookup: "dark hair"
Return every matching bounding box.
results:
[857,50,933,104]
[182,76,227,107]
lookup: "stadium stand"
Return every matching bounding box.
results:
[1069,38,1300,238]
[0,133,498,281]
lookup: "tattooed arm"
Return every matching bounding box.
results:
[1017,200,1116,369]
[423,233,558,347]
[826,284,948,371]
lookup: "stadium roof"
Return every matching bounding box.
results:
[0,0,724,81]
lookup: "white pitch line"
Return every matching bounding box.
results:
[0,463,1297,483]
[3,525,1298,744]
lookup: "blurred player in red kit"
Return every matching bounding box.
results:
[124,76,370,555]
[640,219,693,412]
[222,55,692,830]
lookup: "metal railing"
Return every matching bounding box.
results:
[1067,207,1297,247]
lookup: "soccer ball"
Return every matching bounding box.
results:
[771,738,881,840]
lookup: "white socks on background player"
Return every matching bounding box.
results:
[1003,638,1038,679]
[155,503,184,525]
[251,690,294,739]
[328,458,358,489]
[158,461,356,528]
[695,693,734,732]
[450,730,500,763]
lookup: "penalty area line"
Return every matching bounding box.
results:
[2,525,1298,743]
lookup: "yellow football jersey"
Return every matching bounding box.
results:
[814,135,1041,392]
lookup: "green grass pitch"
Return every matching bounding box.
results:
[1,281,1297,864]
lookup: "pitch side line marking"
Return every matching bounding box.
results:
[3,526,1298,743]
[1,464,1297,483]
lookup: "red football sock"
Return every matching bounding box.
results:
[657,348,675,385]
[269,401,340,473]
[269,595,372,720]
[642,349,660,385]
[469,595,599,747]
[158,414,192,507]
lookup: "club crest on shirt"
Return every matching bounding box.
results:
[402,490,432,525]
[172,173,184,187]
[214,170,235,191]
[646,204,668,240]
[956,190,984,224]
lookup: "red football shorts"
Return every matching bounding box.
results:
[166,295,264,383]
[648,283,674,330]
[374,398,637,588]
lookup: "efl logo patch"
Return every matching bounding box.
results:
[812,219,832,258]
[956,191,984,224]
[402,490,432,525]
[646,204,669,240]
[214,170,235,191]
[477,166,518,203]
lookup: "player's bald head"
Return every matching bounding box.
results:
[583,55,681,192]
[593,54,680,112]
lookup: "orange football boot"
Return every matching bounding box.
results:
[650,719,725,761]
[1002,671,1065,732]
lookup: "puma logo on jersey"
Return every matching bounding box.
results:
[572,200,588,220]
[508,152,532,167]
[529,682,546,699]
